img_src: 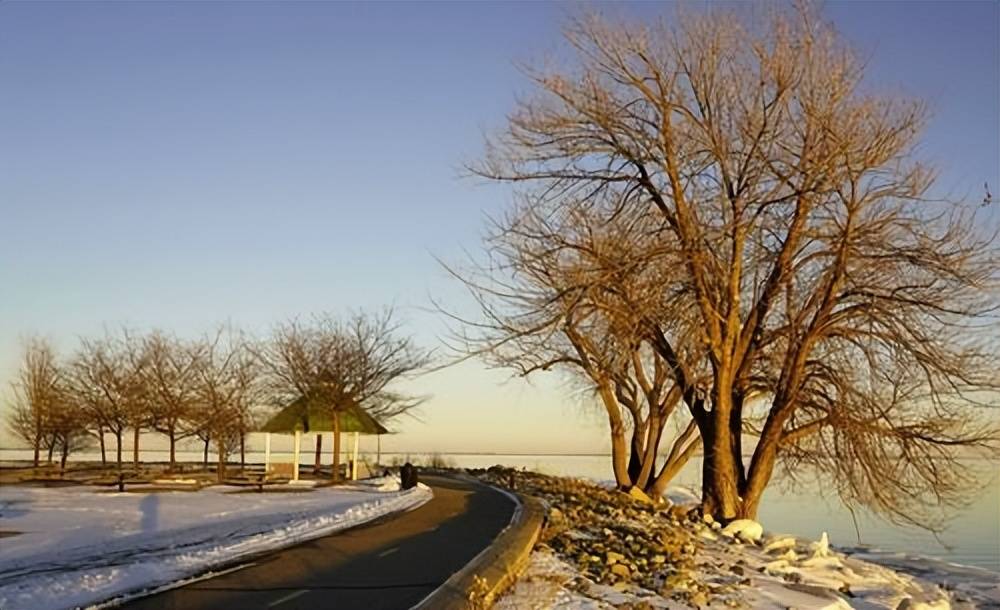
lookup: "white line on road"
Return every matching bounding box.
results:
[377,546,399,557]
[268,589,309,607]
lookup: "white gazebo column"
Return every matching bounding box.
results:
[264,432,272,472]
[293,429,301,482]
[351,431,360,480]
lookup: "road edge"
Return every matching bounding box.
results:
[95,486,434,609]
[411,477,546,610]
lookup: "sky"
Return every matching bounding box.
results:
[1,1,997,456]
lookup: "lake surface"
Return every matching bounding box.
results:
[2,448,997,572]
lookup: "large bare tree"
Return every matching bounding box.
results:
[471,8,999,525]
[259,309,429,482]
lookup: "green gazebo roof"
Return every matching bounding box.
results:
[259,395,390,435]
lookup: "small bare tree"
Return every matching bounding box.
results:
[193,329,260,483]
[142,331,205,471]
[44,389,92,473]
[260,309,429,482]
[69,332,146,473]
[6,337,62,467]
[472,7,1000,525]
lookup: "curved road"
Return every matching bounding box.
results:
[121,475,514,610]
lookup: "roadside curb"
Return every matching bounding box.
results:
[412,479,546,610]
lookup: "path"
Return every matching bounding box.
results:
[120,475,514,610]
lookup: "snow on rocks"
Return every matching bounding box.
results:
[811,532,832,558]
[480,470,996,610]
[720,519,764,543]
[762,535,797,554]
[0,481,432,610]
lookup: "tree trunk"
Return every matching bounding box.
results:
[314,434,323,474]
[636,414,662,490]
[240,435,246,471]
[740,419,784,519]
[47,442,55,464]
[216,440,226,483]
[98,426,107,466]
[332,413,341,482]
[168,433,176,473]
[594,383,631,489]
[32,435,40,468]
[60,439,69,472]
[646,419,699,499]
[609,423,630,490]
[202,437,210,470]
[132,427,141,473]
[700,420,742,520]
[627,430,643,486]
[115,430,123,472]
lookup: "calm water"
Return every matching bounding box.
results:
[2,448,997,572]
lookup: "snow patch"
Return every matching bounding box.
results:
[0,482,431,610]
[720,519,763,543]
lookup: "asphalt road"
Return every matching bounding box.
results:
[120,475,515,610]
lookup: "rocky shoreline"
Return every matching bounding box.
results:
[474,467,995,610]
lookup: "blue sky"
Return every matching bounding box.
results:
[1,1,997,455]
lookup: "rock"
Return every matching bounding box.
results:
[783,571,803,584]
[690,591,709,607]
[606,551,625,565]
[810,531,831,558]
[763,535,797,554]
[651,554,666,564]
[611,563,632,578]
[720,519,764,542]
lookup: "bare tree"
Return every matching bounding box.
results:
[143,331,205,471]
[259,309,429,482]
[44,389,92,473]
[471,7,1000,525]
[122,331,151,472]
[69,332,145,473]
[443,202,701,497]
[194,329,260,483]
[6,338,62,467]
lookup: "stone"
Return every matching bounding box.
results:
[628,486,654,504]
[763,535,797,554]
[720,519,763,542]
[606,551,625,565]
[809,531,831,558]
[611,563,632,578]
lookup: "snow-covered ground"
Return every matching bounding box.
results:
[0,476,431,610]
[499,534,1000,610]
[497,485,1000,610]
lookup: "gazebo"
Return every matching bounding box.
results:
[258,395,389,481]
